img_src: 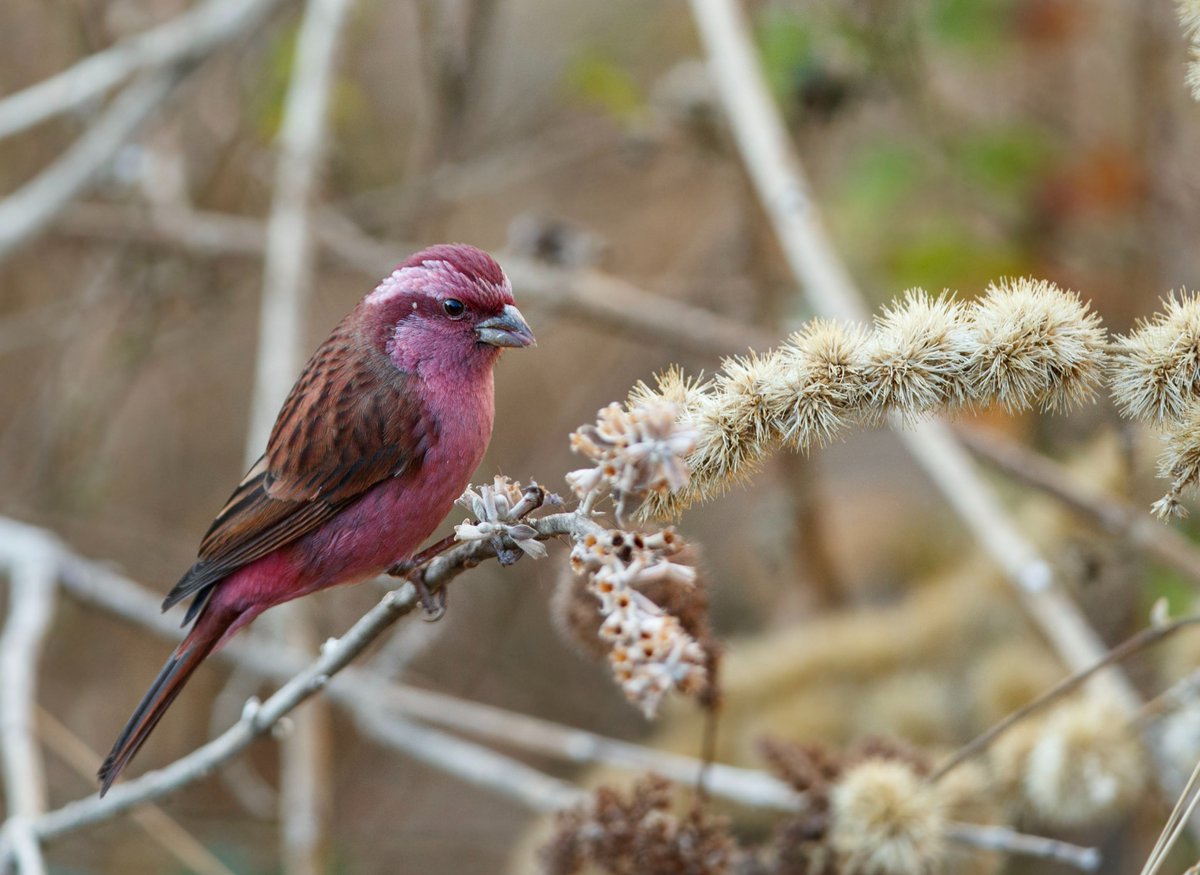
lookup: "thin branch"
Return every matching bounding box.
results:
[0,546,57,816]
[930,615,1200,783]
[10,514,802,813]
[314,210,778,356]
[24,578,425,843]
[0,515,1100,872]
[36,707,237,875]
[0,71,182,263]
[947,823,1101,872]
[51,202,774,357]
[0,0,283,140]
[246,0,353,870]
[957,427,1200,585]
[353,709,585,813]
[0,528,58,875]
[247,0,353,452]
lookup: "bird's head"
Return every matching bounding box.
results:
[362,244,535,376]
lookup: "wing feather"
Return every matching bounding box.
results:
[163,321,432,622]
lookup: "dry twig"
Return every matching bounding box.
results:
[244,0,354,870]
[0,72,182,263]
[0,0,282,140]
[0,530,57,875]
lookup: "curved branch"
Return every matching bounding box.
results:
[0,0,282,140]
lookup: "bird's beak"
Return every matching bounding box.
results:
[475,304,535,349]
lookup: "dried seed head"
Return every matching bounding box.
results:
[766,320,870,449]
[539,775,736,875]
[453,476,548,558]
[1153,402,1200,518]
[864,290,974,418]
[1111,291,1200,423]
[567,400,698,521]
[967,278,1106,411]
[970,641,1064,727]
[829,759,949,875]
[567,529,707,717]
[993,696,1147,827]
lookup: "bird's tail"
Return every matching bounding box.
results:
[98,606,234,796]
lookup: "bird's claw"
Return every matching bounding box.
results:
[415,577,447,622]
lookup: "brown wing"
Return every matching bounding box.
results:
[164,325,433,624]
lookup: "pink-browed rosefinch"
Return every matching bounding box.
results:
[99,243,534,794]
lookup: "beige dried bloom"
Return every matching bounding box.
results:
[454,476,547,559]
[1160,699,1200,779]
[632,278,1111,520]
[1111,291,1200,424]
[829,759,949,875]
[966,278,1106,411]
[993,695,1147,827]
[567,400,698,520]
[768,319,871,448]
[570,529,706,717]
[1152,404,1200,518]
[864,290,974,417]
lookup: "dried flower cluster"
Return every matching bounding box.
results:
[1110,292,1200,517]
[552,540,719,702]
[540,775,735,875]
[609,280,1200,519]
[633,278,1107,518]
[454,476,549,563]
[567,400,699,521]
[757,737,964,875]
[569,529,708,717]
[989,694,1147,827]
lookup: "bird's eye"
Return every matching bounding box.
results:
[442,299,466,319]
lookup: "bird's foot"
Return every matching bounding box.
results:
[414,575,447,622]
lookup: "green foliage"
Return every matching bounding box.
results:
[838,143,928,217]
[951,126,1055,201]
[564,52,644,124]
[754,8,817,102]
[927,0,1010,53]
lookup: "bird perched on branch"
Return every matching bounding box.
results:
[99,244,535,794]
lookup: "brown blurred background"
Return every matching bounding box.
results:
[2,0,1200,872]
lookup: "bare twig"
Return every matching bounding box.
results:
[958,427,1200,585]
[36,707,237,875]
[947,823,1101,872]
[353,710,584,813]
[52,202,774,357]
[0,0,283,140]
[930,615,1200,783]
[6,514,801,811]
[315,210,776,355]
[0,71,181,263]
[0,529,58,875]
[22,578,429,843]
[247,0,354,451]
[0,516,1099,872]
[245,0,353,870]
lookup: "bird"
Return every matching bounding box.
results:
[98,243,535,795]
